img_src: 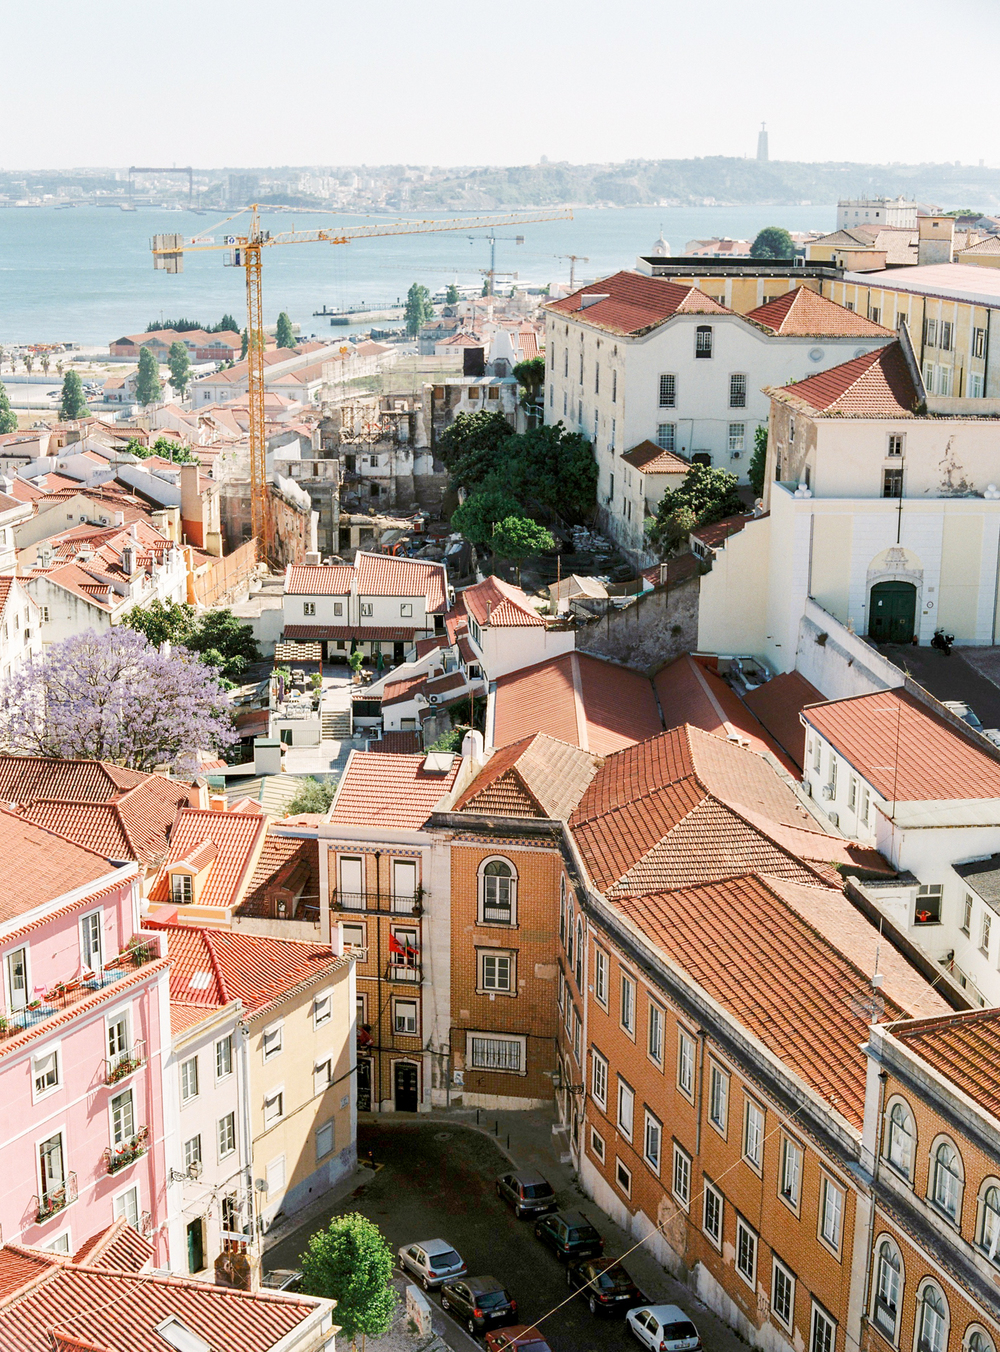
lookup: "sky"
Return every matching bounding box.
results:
[6,0,999,170]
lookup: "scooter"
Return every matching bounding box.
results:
[931,628,954,656]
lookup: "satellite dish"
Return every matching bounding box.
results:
[254,1178,268,1192]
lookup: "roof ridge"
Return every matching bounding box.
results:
[200,928,231,1004]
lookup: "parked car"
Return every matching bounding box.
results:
[440,1276,517,1336]
[496,1169,557,1219]
[626,1305,702,1352]
[397,1238,467,1290]
[260,1268,302,1291]
[533,1210,604,1262]
[485,1326,552,1352]
[566,1257,644,1315]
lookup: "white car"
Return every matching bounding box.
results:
[398,1238,467,1290]
[626,1305,702,1352]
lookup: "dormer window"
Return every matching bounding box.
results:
[171,874,193,905]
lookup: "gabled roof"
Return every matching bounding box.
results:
[889,1006,1000,1121]
[330,751,462,829]
[746,286,894,338]
[355,552,448,612]
[619,440,690,474]
[459,575,544,628]
[690,514,752,550]
[545,270,731,336]
[742,671,824,772]
[148,807,267,910]
[238,833,321,920]
[0,808,116,921]
[71,1219,152,1272]
[774,341,920,417]
[803,688,1000,802]
[455,733,600,820]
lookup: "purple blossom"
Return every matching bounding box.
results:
[0,628,236,772]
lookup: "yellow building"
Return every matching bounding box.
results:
[633,253,839,314]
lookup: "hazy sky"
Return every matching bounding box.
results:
[7,0,999,170]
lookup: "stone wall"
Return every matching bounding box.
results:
[575,574,700,673]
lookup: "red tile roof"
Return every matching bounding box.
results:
[690,514,752,550]
[743,671,824,771]
[455,733,600,820]
[369,731,423,754]
[330,751,462,828]
[746,285,895,337]
[147,807,267,909]
[890,1006,1000,1120]
[238,833,321,920]
[71,1219,151,1272]
[775,341,920,417]
[285,564,354,595]
[355,552,448,612]
[460,576,544,628]
[283,625,418,642]
[0,808,116,920]
[619,440,690,474]
[803,688,1000,801]
[545,271,730,337]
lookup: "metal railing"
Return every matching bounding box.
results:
[385,961,422,984]
[332,890,423,915]
[0,942,162,1041]
[33,1172,77,1224]
[104,1126,149,1175]
[105,1040,146,1085]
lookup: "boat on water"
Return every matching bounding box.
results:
[54,202,76,210]
[120,203,138,212]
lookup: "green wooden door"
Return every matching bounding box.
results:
[869,581,917,643]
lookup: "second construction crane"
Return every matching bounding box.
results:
[151,206,571,558]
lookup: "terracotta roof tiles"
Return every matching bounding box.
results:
[746,285,895,338]
[545,271,731,337]
[455,733,600,820]
[330,751,461,829]
[775,341,920,417]
[148,807,267,910]
[0,808,116,919]
[459,576,544,628]
[890,1006,1000,1120]
[285,564,354,595]
[619,440,690,474]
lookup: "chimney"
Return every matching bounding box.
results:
[121,543,135,576]
[208,793,228,811]
[114,510,125,527]
[918,215,955,266]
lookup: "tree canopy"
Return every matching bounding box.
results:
[135,347,162,406]
[59,370,87,420]
[167,341,191,398]
[404,283,434,338]
[299,1213,396,1344]
[646,463,745,559]
[750,226,796,260]
[445,283,460,305]
[123,600,260,680]
[748,424,768,499]
[284,775,338,816]
[146,315,241,333]
[491,514,555,562]
[450,487,523,546]
[275,311,295,351]
[122,436,198,465]
[437,410,513,492]
[0,380,17,434]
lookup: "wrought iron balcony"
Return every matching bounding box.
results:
[385,961,422,984]
[105,1040,146,1085]
[33,1172,77,1224]
[104,1126,149,1175]
[332,889,424,915]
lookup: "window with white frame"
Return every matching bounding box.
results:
[400,603,413,618]
[703,1181,723,1246]
[479,858,516,925]
[872,1238,902,1339]
[772,1257,796,1332]
[572,1007,582,1063]
[744,1099,764,1169]
[656,423,676,451]
[218,1112,236,1159]
[114,1186,139,1230]
[617,1078,634,1140]
[695,326,713,358]
[342,922,366,950]
[314,989,332,1027]
[591,1049,608,1108]
[962,895,973,935]
[303,601,316,616]
[978,1181,1000,1262]
[930,1138,963,1221]
[183,1134,202,1170]
[615,1158,632,1197]
[574,917,584,985]
[468,1033,524,1074]
[33,1048,60,1098]
[780,1135,802,1208]
[620,973,635,1035]
[887,434,904,457]
[677,1029,695,1098]
[180,1055,199,1103]
[360,602,373,617]
[394,999,418,1035]
[643,1110,662,1174]
[709,1063,729,1134]
[819,1176,843,1250]
[658,373,676,408]
[647,1002,664,1066]
[915,1284,947,1352]
[81,912,102,971]
[735,1216,758,1287]
[262,1022,283,1061]
[729,373,747,408]
[885,1100,914,1178]
[594,947,608,1006]
[672,1142,691,1207]
[478,949,514,993]
[728,423,745,453]
[316,1119,335,1160]
[263,1088,284,1127]
[213,1034,233,1080]
[811,1304,837,1352]
[171,873,193,906]
[590,1127,605,1162]
[313,1054,333,1096]
[981,911,992,956]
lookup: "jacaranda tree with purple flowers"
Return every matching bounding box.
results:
[0,628,235,772]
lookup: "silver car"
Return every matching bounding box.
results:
[398,1237,467,1290]
[626,1305,702,1352]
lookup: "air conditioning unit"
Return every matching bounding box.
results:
[428,694,440,705]
[821,784,835,800]
[802,781,813,797]
[827,812,839,827]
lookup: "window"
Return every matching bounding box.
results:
[400,602,412,617]
[924,318,938,347]
[303,602,316,616]
[973,326,987,359]
[780,1135,802,1207]
[981,911,992,956]
[647,1003,664,1066]
[40,606,50,624]
[617,1078,634,1140]
[572,1007,582,1064]
[819,1176,843,1250]
[672,1142,690,1206]
[180,1056,199,1103]
[263,1088,284,1127]
[111,1088,134,1145]
[590,1127,605,1162]
[728,423,745,453]
[656,423,675,451]
[574,918,584,986]
[812,1304,837,1352]
[643,1110,662,1173]
[559,880,566,946]
[620,973,635,1035]
[658,373,676,407]
[262,1022,283,1061]
[591,1049,608,1109]
[360,602,373,617]
[316,1119,335,1160]
[883,467,903,498]
[38,1132,65,1203]
[915,884,943,924]
[579,354,584,386]
[886,1100,914,1177]
[709,1064,729,1134]
[695,326,713,358]
[703,1181,723,1246]
[81,912,102,971]
[478,950,513,993]
[736,1216,757,1287]
[829,756,838,797]
[916,1284,947,1352]
[887,434,904,457]
[33,1048,60,1097]
[479,858,516,925]
[772,1258,796,1332]
[869,306,881,324]
[313,990,332,1028]
[612,369,617,403]
[931,1139,963,1221]
[967,1333,996,1352]
[615,1158,632,1197]
[940,321,953,352]
[979,1182,1000,1261]
[182,1134,201,1171]
[468,1033,524,1073]
[343,922,366,950]
[744,1099,764,1169]
[595,363,599,395]
[266,1155,285,1196]
[394,998,418,1034]
[873,1239,901,1339]
[961,894,973,935]
[860,785,871,824]
[171,874,193,906]
[676,1029,695,1097]
[789,415,796,443]
[115,1186,139,1230]
[729,373,747,408]
[814,737,822,772]
[215,1035,232,1079]
[594,947,608,1006]
[218,1112,236,1159]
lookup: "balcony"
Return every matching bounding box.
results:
[333,889,424,916]
[385,961,422,984]
[33,1172,77,1224]
[104,1126,149,1175]
[105,1040,146,1086]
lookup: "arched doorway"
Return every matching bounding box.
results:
[869,580,917,643]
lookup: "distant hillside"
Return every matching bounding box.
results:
[401,159,1000,211]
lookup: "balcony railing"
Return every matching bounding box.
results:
[481,904,513,924]
[105,1040,146,1085]
[0,941,162,1044]
[333,889,423,915]
[385,961,422,984]
[104,1126,149,1175]
[33,1172,77,1224]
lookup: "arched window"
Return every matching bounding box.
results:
[478,857,516,926]
[566,904,574,966]
[930,1139,964,1222]
[916,1283,948,1352]
[873,1238,903,1340]
[966,1329,996,1352]
[886,1099,915,1178]
[574,917,584,986]
[559,877,566,946]
[977,1182,1000,1262]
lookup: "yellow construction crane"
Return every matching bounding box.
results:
[151,206,572,557]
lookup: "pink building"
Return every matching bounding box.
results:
[0,810,171,1262]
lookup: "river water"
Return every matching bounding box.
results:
[0,203,836,346]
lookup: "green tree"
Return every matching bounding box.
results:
[0,381,16,434]
[275,311,295,351]
[285,775,338,816]
[498,422,597,521]
[513,355,546,422]
[40,353,50,377]
[135,347,162,406]
[23,353,34,375]
[491,514,555,582]
[437,409,513,493]
[445,283,460,305]
[299,1213,396,1345]
[481,278,490,297]
[404,282,434,338]
[123,599,195,646]
[748,424,768,498]
[187,609,260,680]
[646,464,744,559]
[451,487,522,547]
[214,313,240,334]
[59,370,87,420]
[750,226,795,260]
[167,341,191,399]
[240,328,249,360]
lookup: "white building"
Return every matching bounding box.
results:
[453,575,574,681]
[800,686,1000,1007]
[543,275,893,562]
[836,197,917,230]
[0,576,41,680]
